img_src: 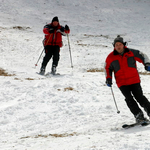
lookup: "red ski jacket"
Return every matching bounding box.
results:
[43,23,70,47]
[105,47,149,88]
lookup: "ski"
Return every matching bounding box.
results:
[36,72,60,77]
[141,121,150,126]
[36,72,44,76]
[45,72,60,76]
[122,123,139,129]
[122,121,150,129]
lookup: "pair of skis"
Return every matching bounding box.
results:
[37,72,60,77]
[122,121,150,129]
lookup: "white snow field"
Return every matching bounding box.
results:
[0,0,150,149]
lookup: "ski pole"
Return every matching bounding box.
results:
[110,86,120,114]
[35,34,52,67]
[35,48,45,67]
[67,33,73,69]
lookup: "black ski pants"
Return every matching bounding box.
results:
[119,83,150,117]
[41,45,60,69]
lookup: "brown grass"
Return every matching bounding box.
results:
[14,78,20,80]
[20,132,78,139]
[0,68,15,76]
[25,78,34,80]
[77,43,108,47]
[12,26,31,30]
[83,34,109,39]
[14,78,34,81]
[64,87,74,91]
[86,69,150,75]
[139,72,150,75]
[87,68,104,72]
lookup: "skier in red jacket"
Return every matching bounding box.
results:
[39,16,70,75]
[105,35,150,123]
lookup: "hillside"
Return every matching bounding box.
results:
[0,0,150,150]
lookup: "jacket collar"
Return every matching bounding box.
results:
[113,46,129,55]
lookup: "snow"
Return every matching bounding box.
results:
[0,0,150,149]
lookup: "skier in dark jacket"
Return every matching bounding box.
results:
[104,35,150,123]
[39,16,70,75]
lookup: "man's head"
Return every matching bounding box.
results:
[52,16,59,26]
[113,35,126,54]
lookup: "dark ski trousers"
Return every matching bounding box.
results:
[119,83,150,117]
[41,45,60,69]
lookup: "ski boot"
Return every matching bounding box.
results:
[135,112,149,124]
[51,65,56,75]
[39,67,45,75]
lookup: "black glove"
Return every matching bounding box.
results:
[65,25,69,31]
[60,27,65,32]
[106,78,112,87]
[49,28,54,33]
[145,63,150,71]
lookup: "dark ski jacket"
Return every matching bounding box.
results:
[43,23,70,47]
[104,47,150,87]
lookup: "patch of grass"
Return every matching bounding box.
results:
[0,68,15,76]
[83,34,109,39]
[77,43,108,47]
[25,78,34,80]
[20,132,78,139]
[139,72,150,75]
[14,78,20,80]
[87,68,104,72]
[46,133,78,138]
[64,87,74,91]
[12,26,31,30]
[86,68,150,75]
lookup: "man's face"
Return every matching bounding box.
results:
[114,42,125,54]
[53,21,59,27]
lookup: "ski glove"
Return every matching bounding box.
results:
[60,27,65,32]
[106,78,112,87]
[145,63,150,71]
[49,28,54,33]
[65,25,69,31]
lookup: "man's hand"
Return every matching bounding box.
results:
[65,25,69,31]
[106,78,112,87]
[145,63,150,71]
[49,29,54,33]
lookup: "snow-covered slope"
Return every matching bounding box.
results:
[0,0,150,149]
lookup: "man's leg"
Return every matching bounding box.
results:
[131,83,150,117]
[119,85,143,117]
[51,46,60,74]
[40,46,53,75]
